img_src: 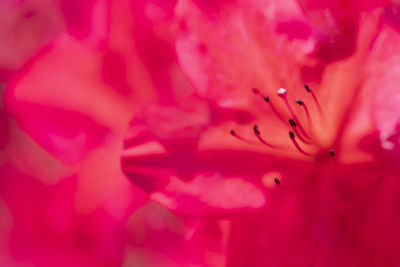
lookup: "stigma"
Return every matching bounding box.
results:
[277,88,287,96]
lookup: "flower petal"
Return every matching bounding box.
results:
[0,0,63,81]
[7,102,109,163]
[4,36,140,163]
[151,174,267,215]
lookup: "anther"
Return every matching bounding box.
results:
[295,99,303,106]
[230,130,236,136]
[289,130,295,139]
[253,125,261,135]
[304,84,311,92]
[288,118,296,127]
[263,96,270,102]
[274,177,280,185]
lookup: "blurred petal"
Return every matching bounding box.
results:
[4,34,144,163]
[0,0,63,81]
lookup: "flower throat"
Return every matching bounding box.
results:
[231,85,335,160]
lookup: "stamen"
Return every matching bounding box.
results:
[251,88,286,122]
[329,149,338,166]
[304,84,322,114]
[230,129,257,145]
[230,129,248,143]
[277,88,295,116]
[289,131,310,156]
[302,103,310,118]
[253,125,274,147]
[288,118,311,144]
[296,99,310,119]
[262,95,285,122]
[277,88,310,140]
[274,177,280,185]
[289,130,295,139]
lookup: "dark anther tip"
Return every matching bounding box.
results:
[230,130,235,136]
[274,177,280,185]
[304,84,311,92]
[252,88,259,94]
[295,99,303,106]
[289,130,295,139]
[329,149,335,157]
[288,118,296,127]
[263,96,270,102]
[253,125,261,135]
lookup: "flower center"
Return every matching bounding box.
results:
[231,85,335,161]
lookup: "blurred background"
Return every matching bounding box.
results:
[0,0,225,266]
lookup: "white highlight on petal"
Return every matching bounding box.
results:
[122,141,166,157]
[379,131,395,150]
[152,174,266,211]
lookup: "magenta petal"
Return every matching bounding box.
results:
[101,50,131,95]
[8,102,109,163]
[59,0,97,39]
[0,165,128,266]
[0,108,9,149]
[192,0,236,12]
[120,101,269,215]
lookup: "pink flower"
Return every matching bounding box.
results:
[3,0,400,266]
[121,0,400,265]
